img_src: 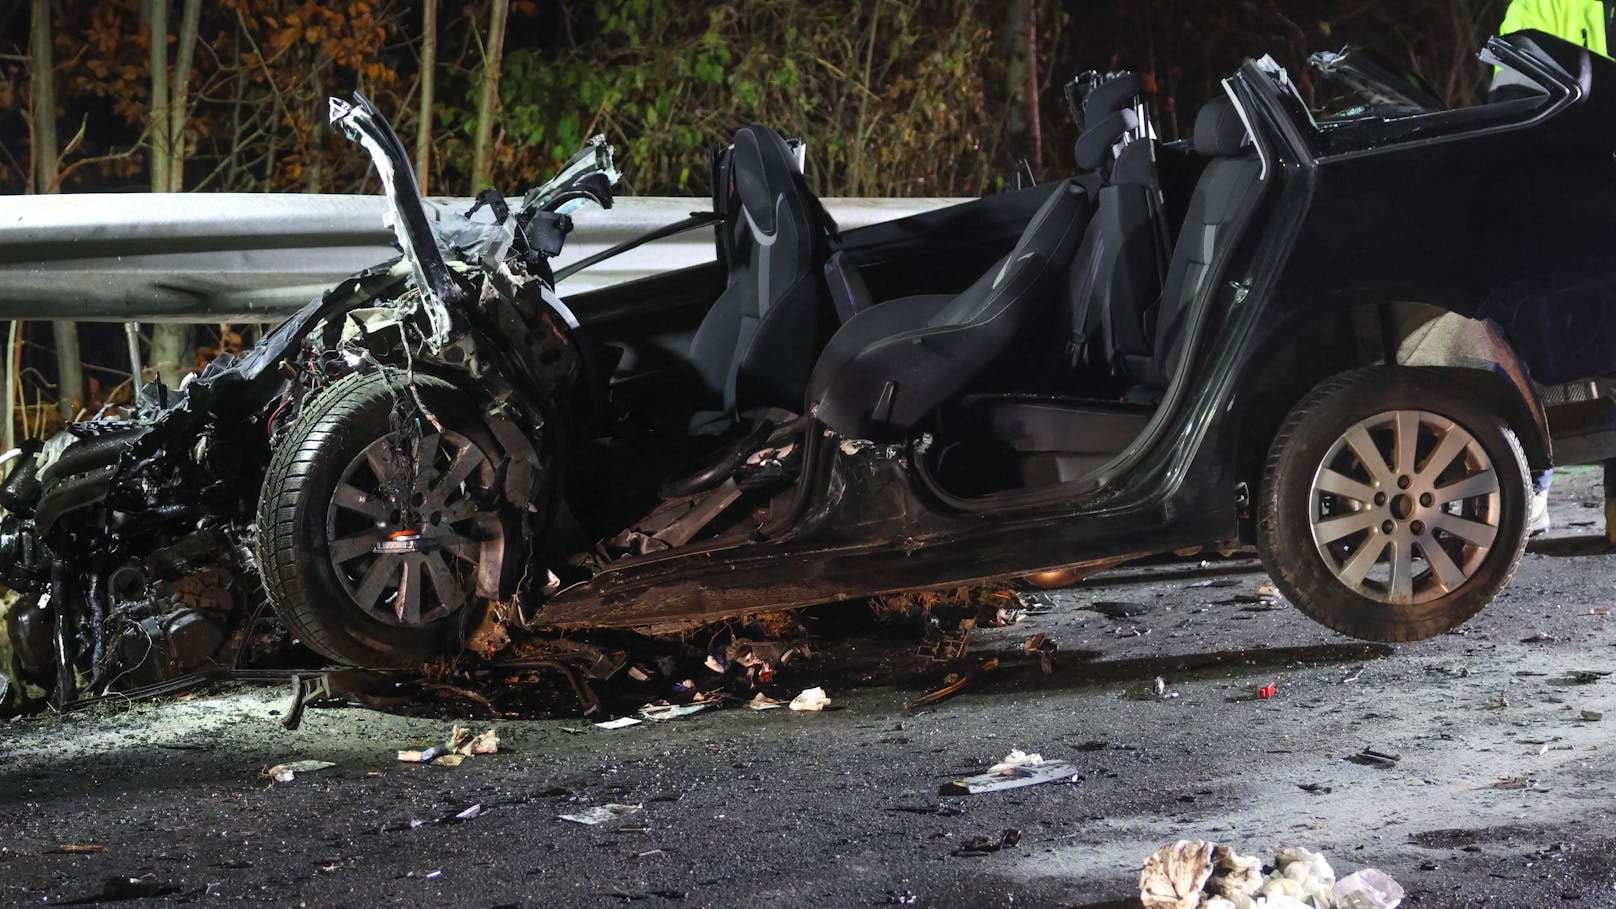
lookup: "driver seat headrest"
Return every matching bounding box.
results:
[1083,73,1146,125]
[1193,96,1250,157]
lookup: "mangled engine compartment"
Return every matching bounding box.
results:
[0,411,277,705]
[0,94,615,710]
[0,256,584,711]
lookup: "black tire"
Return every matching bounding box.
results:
[1256,366,1529,642]
[257,369,518,667]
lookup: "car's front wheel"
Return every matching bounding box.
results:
[1257,367,1530,642]
[257,369,525,667]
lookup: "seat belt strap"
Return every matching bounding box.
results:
[791,169,841,253]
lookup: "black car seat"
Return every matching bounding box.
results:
[1062,75,1168,381]
[807,179,1091,441]
[1120,95,1258,389]
[687,126,837,425]
[932,77,1165,491]
[822,74,1149,332]
[942,94,1258,493]
[1072,74,1147,186]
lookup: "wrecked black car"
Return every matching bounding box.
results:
[4,31,1614,707]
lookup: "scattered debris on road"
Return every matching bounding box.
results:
[92,875,180,901]
[917,618,977,661]
[1131,675,1181,700]
[47,844,105,855]
[397,725,499,764]
[789,686,831,711]
[952,828,1021,857]
[1186,578,1241,589]
[264,759,336,783]
[1333,868,1406,909]
[1347,747,1400,768]
[559,803,642,826]
[639,702,708,721]
[1258,682,1277,699]
[281,669,414,730]
[1014,591,1056,615]
[1140,840,1260,909]
[1023,634,1058,673]
[451,725,500,755]
[1266,846,1337,906]
[1139,840,1403,909]
[940,749,1081,795]
[595,716,642,729]
[909,672,971,709]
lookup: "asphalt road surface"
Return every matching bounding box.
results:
[7,468,1616,908]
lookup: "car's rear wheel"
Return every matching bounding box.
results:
[257,369,521,667]
[1257,367,1529,642]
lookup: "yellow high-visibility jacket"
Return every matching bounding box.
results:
[1500,0,1612,57]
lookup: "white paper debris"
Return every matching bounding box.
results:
[1138,842,1375,909]
[747,693,785,710]
[1266,846,1335,907]
[559,803,642,826]
[789,687,831,711]
[1332,868,1404,909]
[450,725,500,756]
[1139,840,1215,909]
[1206,845,1263,901]
[595,716,643,729]
[988,749,1044,773]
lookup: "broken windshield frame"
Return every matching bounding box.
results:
[1307,47,1446,123]
[1279,35,1572,159]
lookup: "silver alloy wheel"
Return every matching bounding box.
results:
[1308,409,1500,606]
[324,428,505,627]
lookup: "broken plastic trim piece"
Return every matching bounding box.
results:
[520,134,621,215]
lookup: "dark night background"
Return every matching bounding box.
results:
[0,1,1508,198]
[0,0,1511,432]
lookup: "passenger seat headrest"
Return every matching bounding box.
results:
[1082,74,1146,125]
[1074,108,1137,172]
[1193,96,1250,157]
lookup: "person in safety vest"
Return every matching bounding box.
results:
[1499,0,1614,56]
[1494,1,1609,532]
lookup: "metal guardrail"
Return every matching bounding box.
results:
[0,193,967,322]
